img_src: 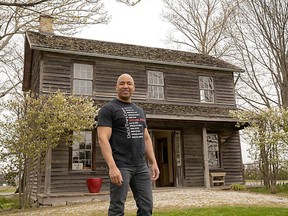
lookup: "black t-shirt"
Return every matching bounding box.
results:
[97,99,147,167]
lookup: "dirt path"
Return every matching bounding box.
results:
[3,188,288,216]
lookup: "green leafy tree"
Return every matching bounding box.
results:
[0,91,98,208]
[231,108,288,193]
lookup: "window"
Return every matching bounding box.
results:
[73,63,93,95]
[199,76,214,103]
[174,130,182,167]
[72,131,92,170]
[147,70,164,99]
[207,134,220,168]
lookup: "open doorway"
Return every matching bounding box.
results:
[151,130,174,187]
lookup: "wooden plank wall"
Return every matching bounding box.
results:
[44,131,108,193]
[30,50,42,94]
[165,67,198,103]
[221,130,244,184]
[41,53,72,94]
[39,52,236,108]
[94,59,148,100]
[183,126,205,187]
[214,72,235,105]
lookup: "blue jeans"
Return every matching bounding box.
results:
[108,164,153,216]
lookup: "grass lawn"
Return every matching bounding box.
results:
[148,206,288,216]
[4,205,288,216]
[1,185,288,215]
[0,186,16,194]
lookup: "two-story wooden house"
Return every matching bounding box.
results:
[23,27,244,205]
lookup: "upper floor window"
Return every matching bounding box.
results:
[147,70,164,99]
[207,133,220,168]
[72,131,92,170]
[199,76,214,103]
[73,63,93,95]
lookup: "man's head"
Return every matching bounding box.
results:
[116,73,135,103]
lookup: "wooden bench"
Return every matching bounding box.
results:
[210,172,226,186]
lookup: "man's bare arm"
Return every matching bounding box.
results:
[97,126,123,186]
[144,128,160,180]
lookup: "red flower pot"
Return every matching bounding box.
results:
[86,178,102,193]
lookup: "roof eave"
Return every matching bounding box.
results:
[146,114,238,122]
[29,45,245,73]
[23,33,33,91]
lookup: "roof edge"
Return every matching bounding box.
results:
[146,114,238,122]
[29,45,244,73]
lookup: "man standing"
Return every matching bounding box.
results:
[97,73,160,216]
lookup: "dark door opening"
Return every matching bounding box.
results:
[152,130,174,187]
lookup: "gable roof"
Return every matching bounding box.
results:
[25,31,244,72]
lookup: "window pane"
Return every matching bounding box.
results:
[207,134,219,167]
[74,64,93,79]
[199,76,214,103]
[72,131,93,170]
[208,77,214,89]
[200,90,206,102]
[73,80,92,95]
[147,71,164,99]
[73,63,93,95]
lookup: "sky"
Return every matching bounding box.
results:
[76,0,171,48]
[76,0,252,164]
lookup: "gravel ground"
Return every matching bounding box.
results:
[3,188,288,216]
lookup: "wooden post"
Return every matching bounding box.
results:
[44,147,52,194]
[202,125,210,188]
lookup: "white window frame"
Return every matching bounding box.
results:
[73,63,93,95]
[207,133,220,168]
[199,76,214,103]
[72,131,92,171]
[147,70,164,99]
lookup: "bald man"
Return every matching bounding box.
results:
[97,73,159,216]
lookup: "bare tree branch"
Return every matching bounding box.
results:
[0,0,111,99]
[162,0,235,58]
[116,0,141,6]
[0,0,49,7]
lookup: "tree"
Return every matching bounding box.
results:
[231,108,288,193]
[117,0,141,6]
[0,0,143,100]
[161,0,235,58]
[228,0,288,110]
[226,1,288,186]
[0,0,111,100]
[0,91,98,208]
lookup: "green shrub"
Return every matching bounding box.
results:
[0,196,19,211]
[231,183,246,191]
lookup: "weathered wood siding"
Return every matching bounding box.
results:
[183,126,204,187]
[39,52,236,108]
[221,130,244,184]
[41,131,109,193]
[94,59,148,100]
[41,53,72,93]
[214,71,236,106]
[165,67,198,103]
[30,50,42,94]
